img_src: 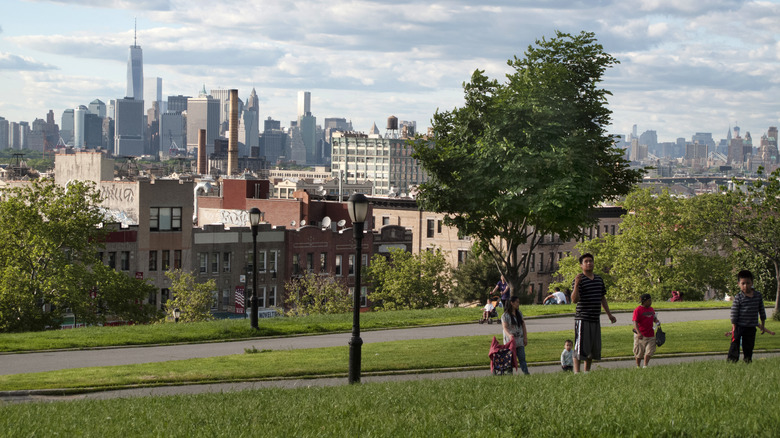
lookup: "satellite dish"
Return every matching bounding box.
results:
[322,216,332,228]
[337,219,346,227]
[300,219,306,226]
[291,220,296,227]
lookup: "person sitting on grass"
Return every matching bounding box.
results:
[725,270,776,363]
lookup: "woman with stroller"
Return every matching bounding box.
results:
[501,295,530,374]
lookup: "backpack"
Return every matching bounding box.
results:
[655,325,666,347]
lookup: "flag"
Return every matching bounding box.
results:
[235,286,245,313]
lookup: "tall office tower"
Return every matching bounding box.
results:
[107,100,115,121]
[74,105,87,148]
[127,23,143,100]
[114,97,145,156]
[247,88,259,112]
[639,130,658,156]
[186,92,220,156]
[260,117,285,163]
[167,95,189,113]
[61,109,74,145]
[399,120,417,138]
[0,117,9,149]
[146,101,160,156]
[331,131,429,196]
[88,99,106,118]
[727,135,744,165]
[296,91,316,164]
[28,119,46,152]
[209,89,232,128]
[227,89,239,175]
[102,117,114,151]
[9,122,20,149]
[144,77,163,114]
[323,117,352,163]
[160,112,185,158]
[767,127,779,164]
[18,121,29,150]
[744,131,754,159]
[44,110,59,149]
[84,113,103,149]
[691,132,715,157]
[631,124,638,141]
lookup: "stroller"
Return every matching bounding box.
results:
[489,336,516,375]
[479,296,500,324]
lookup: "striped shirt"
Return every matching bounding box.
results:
[573,274,606,323]
[730,290,767,327]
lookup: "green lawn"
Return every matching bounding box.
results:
[1,357,778,437]
[0,301,739,352]
[1,319,777,392]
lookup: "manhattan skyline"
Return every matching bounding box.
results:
[1,0,779,142]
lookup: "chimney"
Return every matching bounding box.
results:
[198,129,207,175]
[227,89,239,176]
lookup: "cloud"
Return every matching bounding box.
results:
[29,0,171,10]
[0,52,58,71]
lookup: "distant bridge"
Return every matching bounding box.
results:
[642,175,756,185]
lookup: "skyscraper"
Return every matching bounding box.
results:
[297,91,316,164]
[127,23,143,100]
[186,90,220,156]
[114,97,145,156]
[144,77,163,114]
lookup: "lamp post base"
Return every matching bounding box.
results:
[348,336,363,384]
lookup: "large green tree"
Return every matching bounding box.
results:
[366,248,452,310]
[165,270,217,323]
[0,180,155,332]
[284,271,351,316]
[413,31,643,295]
[450,243,501,304]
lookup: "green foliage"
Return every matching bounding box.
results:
[413,31,643,298]
[450,244,501,303]
[0,179,154,332]
[164,270,216,323]
[284,271,351,316]
[366,247,452,310]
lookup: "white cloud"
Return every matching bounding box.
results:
[0,52,58,71]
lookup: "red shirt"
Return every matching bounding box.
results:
[633,305,656,337]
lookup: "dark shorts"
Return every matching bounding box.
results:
[574,320,602,361]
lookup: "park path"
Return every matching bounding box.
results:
[0,308,735,376]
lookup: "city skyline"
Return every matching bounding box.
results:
[1,1,779,142]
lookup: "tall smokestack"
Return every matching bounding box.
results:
[228,89,239,176]
[198,129,207,175]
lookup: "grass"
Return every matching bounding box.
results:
[1,358,778,437]
[1,319,777,392]
[0,301,740,352]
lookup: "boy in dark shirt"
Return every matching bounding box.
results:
[726,270,775,363]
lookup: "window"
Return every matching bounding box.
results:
[458,250,469,266]
[174,250,182,270]
[437,220,442,234]
[382,217,390,226]
[148,290,157,306]
[293,254,300,275]
[149,251,158,271]
[335,254,342,276]
[108,252,116,269]
[149,207,182,231]
[604,225,609,236]
[211,252,219,273]
[539,253,544,272]
[611,225,616,235]
[257,286,266,308]
[212,290,220,310]
[268,250,277,273]
[362,254,368,267]
[222,252,231,272]
[320,253,327,272]
[162,250,170,271]
[257,251,266,273]
[267,286,277,307]
[549,252,555,271]
[348,254,355,276]
[361,286,367,307]
[160,288,170,308]
[222,289,230,306]
[121,251,130,271]
[306,253,314,273]
[199,253,208,273]
[529,283,535,295]
[530,253,535,272]
[427,219,435,238]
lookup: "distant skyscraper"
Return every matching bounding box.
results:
[144,77,163,115]
[297,91,311,118]
[209,89,232,128]
[126,23,143,100]
[186,93,220,156]
[74,105,87,148]
[260,117,286,163]
[0,117,8,149]
[167,95,190,113]
[114,97,145,156]
[296,91,316,163]
[247,88,259,112]
[61,109,74,145]
[88,99,106,118]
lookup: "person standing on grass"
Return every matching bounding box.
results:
[561,339,574,372]
[726,270,775,363]
[633,293,660,368]
[492,275,510,309]
[501,295,529,374]
[571,253,617,373]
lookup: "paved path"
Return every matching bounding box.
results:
[0,309,735,375]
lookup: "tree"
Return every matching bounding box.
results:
[450,243,501,304]
[710,168,780,314]
[284,272,351,316]
[0,179,155,332]
[164,270,216,323]
[413,31,643,297]
[366,248,452,310]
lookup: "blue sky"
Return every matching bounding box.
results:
[1,0,779,142]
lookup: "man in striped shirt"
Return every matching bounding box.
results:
[571,253,617,373]
[727,270,775,363]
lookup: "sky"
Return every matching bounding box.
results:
[1,0,779,143]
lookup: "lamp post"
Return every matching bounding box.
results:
[347,193,369,384]
[248,207,262,330]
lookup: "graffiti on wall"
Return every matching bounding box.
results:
[100,183,138,223]
[199,208,250,227]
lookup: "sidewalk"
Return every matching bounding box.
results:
[3,351,777,404]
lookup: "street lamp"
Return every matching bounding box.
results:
[347,192,369,384]
[173,308,181,323]
[248,207,262,330]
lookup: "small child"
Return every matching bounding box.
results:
[561,339,573,371]
[726,270,776,363]
[481,298,496,323]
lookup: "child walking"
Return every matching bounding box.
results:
[727,270,775,363]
